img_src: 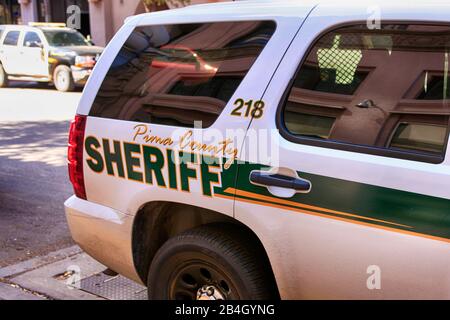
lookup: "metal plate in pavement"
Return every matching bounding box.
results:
[79,272,147,300]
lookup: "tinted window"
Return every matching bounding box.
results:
[90,21,276,128]
[23,32,42,46]
[281,24,450,162]
[285,112,335,139]
[390,123,447,154]
[3,31,20,46]
[43,30,89,46]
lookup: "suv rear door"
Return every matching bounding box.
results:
[21,30,48,77]
[78,11,310,219]
[1,29,22,74]
[236,3,450,299]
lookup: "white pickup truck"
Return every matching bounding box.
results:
[0,23,103,92]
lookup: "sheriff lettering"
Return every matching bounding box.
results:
[84,124,239,197]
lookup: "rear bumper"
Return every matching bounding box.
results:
[64,196,143,284]
[70,66,93,85]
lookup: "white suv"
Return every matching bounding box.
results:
[65,0,450,300]
[0,23,103,92]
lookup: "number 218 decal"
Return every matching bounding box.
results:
[231,99,265,119]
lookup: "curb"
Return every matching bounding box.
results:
[0,281,47,300]
[0,246,82,279]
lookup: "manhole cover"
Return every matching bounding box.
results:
[78,272,147,300]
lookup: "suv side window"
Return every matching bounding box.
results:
[280,24,450,163]
[23,32,42,47]
[90,21,276,128]
[3,31,20,46]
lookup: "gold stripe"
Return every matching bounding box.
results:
[216,193,450,244]
[224,188,412,229]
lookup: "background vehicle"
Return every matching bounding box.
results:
[0,23,103,92]
[66,0,450,300]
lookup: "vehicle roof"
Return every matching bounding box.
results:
[38,27,77,32]
[132,0,450,23]
[186,0,450,11]
[132,0,317,22]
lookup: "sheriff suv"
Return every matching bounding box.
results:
[0,23,103,92]
[65,0,450,300]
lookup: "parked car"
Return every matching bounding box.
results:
[0,23,104,92]
[65,0,450,300]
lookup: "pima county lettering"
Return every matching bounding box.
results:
[85,137,222,197]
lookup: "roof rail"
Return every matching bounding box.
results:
[28,22,67,28]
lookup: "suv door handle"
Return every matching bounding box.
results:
[250,171,311,192]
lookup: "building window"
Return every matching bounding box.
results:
[285,112,336,140]
[390,123,448,154]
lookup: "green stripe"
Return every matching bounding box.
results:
[216,162,450,240]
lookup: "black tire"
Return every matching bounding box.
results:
[147,224,277,300]
[0,63,8,88]
[53,65,75,92]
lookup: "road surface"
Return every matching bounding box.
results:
[0,82,81,267]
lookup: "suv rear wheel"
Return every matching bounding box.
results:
[0,63,8,88]
[147,224,276,300]
[54,65,75,92]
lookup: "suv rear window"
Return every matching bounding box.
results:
[280,24,450,163]
[90,21,276,128]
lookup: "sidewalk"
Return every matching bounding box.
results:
[0,246,147,300]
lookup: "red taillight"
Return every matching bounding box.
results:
[68,115,87,200]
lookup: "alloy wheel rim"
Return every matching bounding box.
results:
[57,71,68,88]
[169,261,238,300]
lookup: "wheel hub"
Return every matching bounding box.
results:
[58,72,67,84]
[170,262,236,300]
[197,285,225,301]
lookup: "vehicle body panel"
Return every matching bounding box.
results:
[81,13,310,217]
[0,27,23,74]
[234,1,450,299]
[67,3,313,291]
[65,0,450,300]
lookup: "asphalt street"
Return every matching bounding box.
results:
[0,82,82,267]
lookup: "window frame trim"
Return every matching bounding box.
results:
[276,20,450,165]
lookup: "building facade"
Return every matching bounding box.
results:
[1,0,226,46]
[0,0,21,24]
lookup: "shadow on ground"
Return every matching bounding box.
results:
[0,121,75,267]
[5,81,83,92]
